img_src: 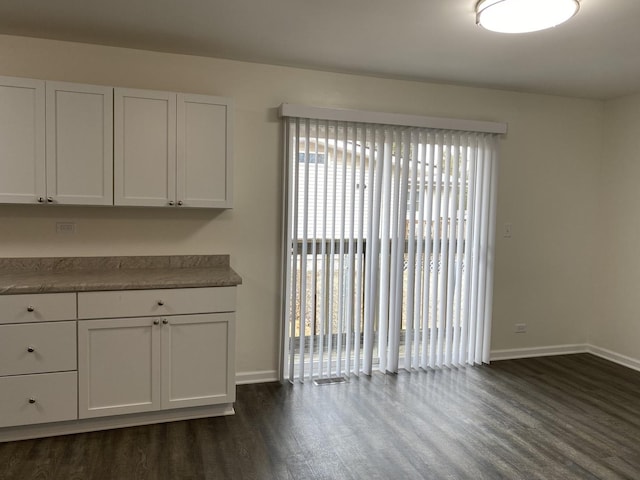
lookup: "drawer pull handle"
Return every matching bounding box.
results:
[27,346,35,353]
[46,197,54,203]
[153,319,160,325]
[28,398,36,404]
[177,200,183,206]
[162,318,169,325]
[27,306,35,312]
[37,197,45,203]
[157,300,164,306]
[168,201,175,206]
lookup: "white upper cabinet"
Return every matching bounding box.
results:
[46,82,113,205]
[0,76,113,206]
[114,88,177,207]
[177,94,233,208]
[0,76,46,204]
[115,88,232,208]
[0,77,233,208]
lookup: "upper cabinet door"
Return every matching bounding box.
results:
[177,94,233,208]
[46,82,113,205]
[114,88,176,207]
[0,76,45,204]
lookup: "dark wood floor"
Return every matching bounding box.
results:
[1,354,640,480]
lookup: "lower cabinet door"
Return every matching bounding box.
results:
[161,313,235,409]
[78,317,161,418]
[0,371,77,428]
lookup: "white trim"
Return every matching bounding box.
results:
[279,104,508,135]
[587,345,640,373]
[490,344,587,361]
[491,344,640,373]
[235,370,279,385]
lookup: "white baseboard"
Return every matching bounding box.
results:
[235,370,279,385]
[586,345,640,373]
[0,403,234,443]
[490,344,588,361]
[490,343,640,373]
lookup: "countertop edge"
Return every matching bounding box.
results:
[0,257,243,295]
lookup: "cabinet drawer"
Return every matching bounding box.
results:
[0,293,76,325]
[0,372,77,428]
[78,287,236,319]
[0,321,76,376]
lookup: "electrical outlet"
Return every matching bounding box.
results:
[503,223,513,238]
[56,222,76,235]
[514,323,527,333]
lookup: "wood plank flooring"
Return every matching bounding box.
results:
[1,353,640,479]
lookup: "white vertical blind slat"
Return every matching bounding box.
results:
[336,123,347,376]
[460,136,478,366]
[405,131,419,370]
[345,125,358,376]
[327,121,338,376]
[298,119,311,381]
[444,134,460,366]
[437,135,451,367]
[421,137,436,369]
[378,129,393,373]
[353,126,367,375]
[429,137,442,368]
[308,119,320,379]
[318,121,329,378]
[289,119,300,381]
[387,128,403,372]
[413,136,427,369]
[283,119,295,382]
[452,133,468,365]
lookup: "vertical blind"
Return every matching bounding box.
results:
[282,110,500,382]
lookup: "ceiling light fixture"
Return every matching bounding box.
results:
[476,0,580,34]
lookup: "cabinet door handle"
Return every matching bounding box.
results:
[162,318,169,325]
[168,201,175,206]
[28,398,36,404]
[177,200,183,206]
[27,346,35,353]
[153,319,160,325]
[37,197,45,203]
[46,197,54,203]
[27,306,35,312]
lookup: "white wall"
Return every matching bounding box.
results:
[0,35,604,377]
[594,93,640,362]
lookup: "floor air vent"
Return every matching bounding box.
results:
[313,377,347,386]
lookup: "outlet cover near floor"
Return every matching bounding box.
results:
[515,323,527,333]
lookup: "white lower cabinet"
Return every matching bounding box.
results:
[0,321,76,376]
[161,313,235,409]
[78,317,161,418]
[0,372,77,428]
[0,292,78,430]
[77,288,236,420]
[0,286,236,441]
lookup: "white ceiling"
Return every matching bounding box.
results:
[0,0,638,99]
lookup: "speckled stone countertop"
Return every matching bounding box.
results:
[0,255,242,294]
